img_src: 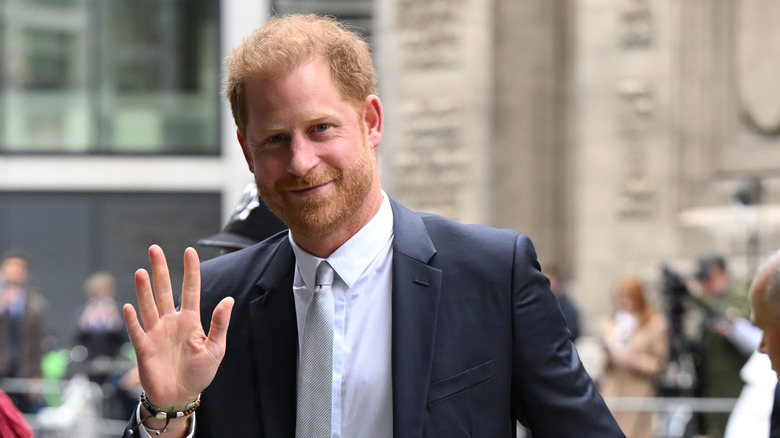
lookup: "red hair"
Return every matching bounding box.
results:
[616,275,654,325]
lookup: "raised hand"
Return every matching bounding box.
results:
[123,245,234,410]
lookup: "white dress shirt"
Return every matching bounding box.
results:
[138,193,394,438]
[290,192,394,438]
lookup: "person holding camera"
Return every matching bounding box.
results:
[692,255,752,437]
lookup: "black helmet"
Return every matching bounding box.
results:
[198,184,286,250]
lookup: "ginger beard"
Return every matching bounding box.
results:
[256,138,376,239]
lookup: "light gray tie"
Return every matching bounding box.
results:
[295,261,335,438]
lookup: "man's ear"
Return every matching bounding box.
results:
[237,130,255,173]
[363,95,383,149]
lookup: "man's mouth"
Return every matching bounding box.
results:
[288,181,330,197]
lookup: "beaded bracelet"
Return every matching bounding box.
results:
[141,391,201,419]
[128,392,201,435]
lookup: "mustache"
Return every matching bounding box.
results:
[276,168,342,191]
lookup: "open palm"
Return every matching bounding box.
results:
[123,245,234,408]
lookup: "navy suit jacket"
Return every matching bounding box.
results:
[126,200,623,437]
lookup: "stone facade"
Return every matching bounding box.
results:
[376,0,491,223]
[376,0,780,333]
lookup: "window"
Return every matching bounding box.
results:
[271,0,373,43]
[0,0,220,154]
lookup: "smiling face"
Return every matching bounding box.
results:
[237,57,383,255]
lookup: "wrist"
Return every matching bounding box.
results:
[130,391,200,435]
[134,411,192,437]
[141,391,201,419]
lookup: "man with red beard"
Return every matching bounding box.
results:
[122,14,623,438]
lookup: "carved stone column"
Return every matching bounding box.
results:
[375,0,492,224]
[491,0,574,268]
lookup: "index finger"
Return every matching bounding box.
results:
[180,247,201,313]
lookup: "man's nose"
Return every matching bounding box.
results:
[287,135,319,176]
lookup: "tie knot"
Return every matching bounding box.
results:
[315,261,335,290]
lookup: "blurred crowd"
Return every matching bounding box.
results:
[545,254,772,438]
[0,185,774,438]
[0,250,137,434]
[0,183,286,435]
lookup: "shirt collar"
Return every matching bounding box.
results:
[290,192,393,290]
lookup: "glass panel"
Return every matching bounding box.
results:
[30,0,76,6]
[271,0,374,42]
[23,29,74,90]
[0,0,219,154]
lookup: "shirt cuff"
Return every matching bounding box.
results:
[134,403,196,438]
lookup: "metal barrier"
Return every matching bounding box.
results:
[1,376,742,438]
[605,396,738,438]
[1,375,128,437]
[514,397,738,438]
[606,396,737,413]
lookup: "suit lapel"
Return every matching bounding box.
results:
[248,240,298,437]
[240,202,441,437]
[390,201,441,438]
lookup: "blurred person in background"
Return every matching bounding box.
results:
[600,275,669,438]
[691,254,752,437]
[543,263,581,342]
[716,262,770,437]
[72,270,133,419]
[75,271,127,361]
[723,349,776,438]
[0,250,49,413]
[746,249,780,437]
[0,388,33,438]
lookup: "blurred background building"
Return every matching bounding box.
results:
[1,0,779,396]
[3,0,780,347]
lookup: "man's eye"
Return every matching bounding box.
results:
[314,124,329,132]
[268,134,284,143]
